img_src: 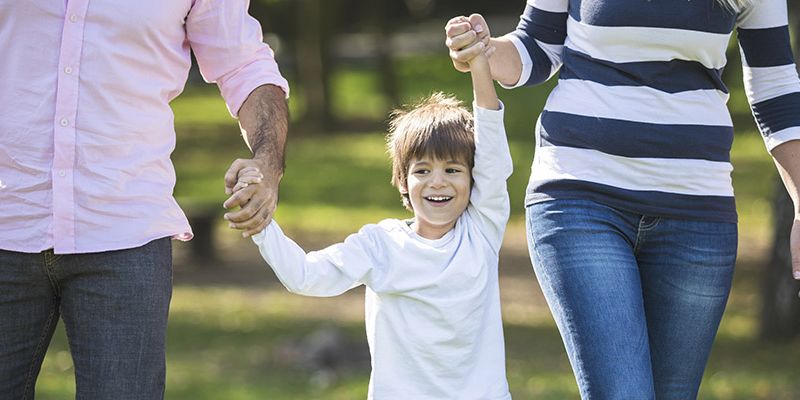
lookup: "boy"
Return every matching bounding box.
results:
[235,45,512,399]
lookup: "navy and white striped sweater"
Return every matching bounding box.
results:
[506,0,800,222]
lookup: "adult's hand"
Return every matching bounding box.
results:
[223,84,288,237]
[223,159,280,237]
[445,14,491,72]
[792,216,800,284]
[771,140,800,289]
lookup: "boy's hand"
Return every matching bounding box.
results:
[229,166,263,194]
[445,14,491,72]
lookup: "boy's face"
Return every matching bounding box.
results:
[404,155,471,240]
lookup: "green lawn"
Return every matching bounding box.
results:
[33,54,800,399]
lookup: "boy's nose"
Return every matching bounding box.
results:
[429,171,446,187]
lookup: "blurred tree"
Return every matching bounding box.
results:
[367,0,400,107]
[295,0,336,129]
[243,0,524,130]
[759,1,800,341]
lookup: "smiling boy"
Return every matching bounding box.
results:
[240,46,513,399]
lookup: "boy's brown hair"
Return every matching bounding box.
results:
[386,92,475,211]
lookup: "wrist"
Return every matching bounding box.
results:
[468,55,491,76]
[250,154,284,179]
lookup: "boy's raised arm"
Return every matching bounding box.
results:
[469,50,500,111]
[451,41,512,252]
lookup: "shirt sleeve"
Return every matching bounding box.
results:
[736,0,800,151]
[186,0,290,118]
[466,103,513,253]
[250,221,378,297]
[501,0,569,89]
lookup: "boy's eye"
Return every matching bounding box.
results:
[413,169,429,175]
[445,168,462,173]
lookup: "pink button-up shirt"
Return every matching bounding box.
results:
[0,0,289,254]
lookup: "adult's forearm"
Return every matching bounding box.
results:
[488,37,523,87]
[238,84,289,175]
[772,140,800,213]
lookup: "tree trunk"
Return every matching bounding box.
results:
[367,0,400,107]
[758,1,800,341]
[295,0,334,130]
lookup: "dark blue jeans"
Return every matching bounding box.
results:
[0,238,172,400]
[526,199,736,400]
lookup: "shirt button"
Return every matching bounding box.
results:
[59,118,69,127]
[58,170,66,177]
[64,67,73,74]
[69,14,78,23]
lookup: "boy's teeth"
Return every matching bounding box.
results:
[426,196,451,201]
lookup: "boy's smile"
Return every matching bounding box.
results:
[405,156,471,240]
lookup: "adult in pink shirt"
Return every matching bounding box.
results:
[0,1,289,398]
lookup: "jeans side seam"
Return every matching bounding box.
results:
[526,209,589,392]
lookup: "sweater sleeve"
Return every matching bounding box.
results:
[501,0,569,89]
[251,221,378,297]
[736,0,800,151]
[466,103,513,253]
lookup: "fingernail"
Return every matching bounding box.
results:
[794,271,800,280]
[229,223,235,229]
[225,189,231,195]
[474,24,483,33]
[242,232,250,238]
[223,214,229,220]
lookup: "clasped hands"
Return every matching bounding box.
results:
[445,14,494,70]
[223,158,280,238]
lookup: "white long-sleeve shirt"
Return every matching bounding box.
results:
[252,105,513,399]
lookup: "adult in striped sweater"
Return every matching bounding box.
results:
[446,0,800,398]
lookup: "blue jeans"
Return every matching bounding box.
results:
[526,199,736,400]
[0,238,172,400]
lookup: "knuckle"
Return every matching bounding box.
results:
[238,208,253,219]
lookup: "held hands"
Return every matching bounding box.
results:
[223,158,280,238]
[445,14,494,71]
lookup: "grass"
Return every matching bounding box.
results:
[33,259,800,399]
[32,53,800,398]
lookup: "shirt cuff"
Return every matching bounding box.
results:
[473,100,505,122]
[249,219,278,245]
[499,34,533,89]
[219,49,290,118]
[765,127,800,152]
